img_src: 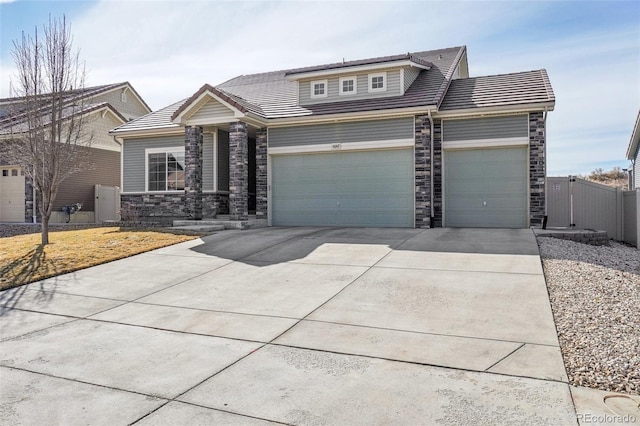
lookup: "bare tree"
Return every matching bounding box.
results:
[2,15,93,245]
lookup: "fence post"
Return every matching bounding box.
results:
[616,188,622,241]
[94,184,100,223]
[569,175,575,227]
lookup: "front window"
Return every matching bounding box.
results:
[339,76,357,95]
[311,80,328,98]
[369,72,387,92]
[147,150,185,191]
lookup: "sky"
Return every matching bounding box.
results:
[0,0,639,176]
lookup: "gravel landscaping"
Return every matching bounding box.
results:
[538,236,640,395]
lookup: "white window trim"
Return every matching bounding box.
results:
[339,76,357,96]
[368,72,387,93]
[144,146,186,193]
[310,79,328,99]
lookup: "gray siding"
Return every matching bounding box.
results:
[123,133,216,193]
[269,117,414,148]
[299,69,402,106]
[55,147,120,211]
[217,130,230,191]
[443,115,529,141]
[123,135,184,193]
[190,99,234,121]
[202,132,215,191]
[403,67,421,93]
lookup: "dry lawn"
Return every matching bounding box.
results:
[0,227,199,290]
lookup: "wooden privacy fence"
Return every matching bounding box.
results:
[95,184,121,223]
[547,177,639,247]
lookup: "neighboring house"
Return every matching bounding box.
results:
[0,82,151,223]
[626,110,640,190]
[111,46,555,229]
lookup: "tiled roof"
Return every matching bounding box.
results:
[0,82,150,135]
[284,53,433,76]
[0,102,126,135]
[439,70,555,111]
[216,46,465,119]
[111,98,187,133]
[111,46,557,135]
[302,47,466,116]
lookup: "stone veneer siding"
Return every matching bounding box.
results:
[203,192,229,216]
[414,115,432,228]
[121,193,186,225]
[255,128,268,220]
[184,126,203,220]
[433,120,443,227]
[229,122,249,221]
[529,111,546,227]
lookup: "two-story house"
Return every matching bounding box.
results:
[111,46,555,229]
[0,82,151,223]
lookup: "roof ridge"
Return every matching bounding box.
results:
[219,46,464,84]
[433,45,467,108]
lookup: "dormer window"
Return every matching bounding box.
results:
[369,72,386,93]
[339,76,357,96]
[311,80,328,98]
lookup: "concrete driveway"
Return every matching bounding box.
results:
[1,227,577,424]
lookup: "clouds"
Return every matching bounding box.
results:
[1,0,638,175]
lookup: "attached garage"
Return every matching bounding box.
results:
[271,149,414,227]
[444,147,528,228]
[442,114,530,229]
[0,166,25,222]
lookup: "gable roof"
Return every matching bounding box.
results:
[0,82,151,113]
[111,45,557,136]
[216,46,465,119]
[439,69,555,112]
[110,98,187,134]
[0,102,127,136]
[0,82,150,136]
[627,110,640,160]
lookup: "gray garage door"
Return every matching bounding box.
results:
[444,147,528,228]
[272,149,413,227]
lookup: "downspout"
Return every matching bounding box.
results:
[427,109,435,228]
[542,107,548,229]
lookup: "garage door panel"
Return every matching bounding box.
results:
[445,147,527,228]
[272,149,413,228]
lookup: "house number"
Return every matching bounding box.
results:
[331,143,342,150]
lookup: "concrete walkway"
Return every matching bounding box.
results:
[0,227,614,424]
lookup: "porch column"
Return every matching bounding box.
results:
[229,121,248,221]
[256,127,268,220]
[185,125,203,220]
[414,114,431,229]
